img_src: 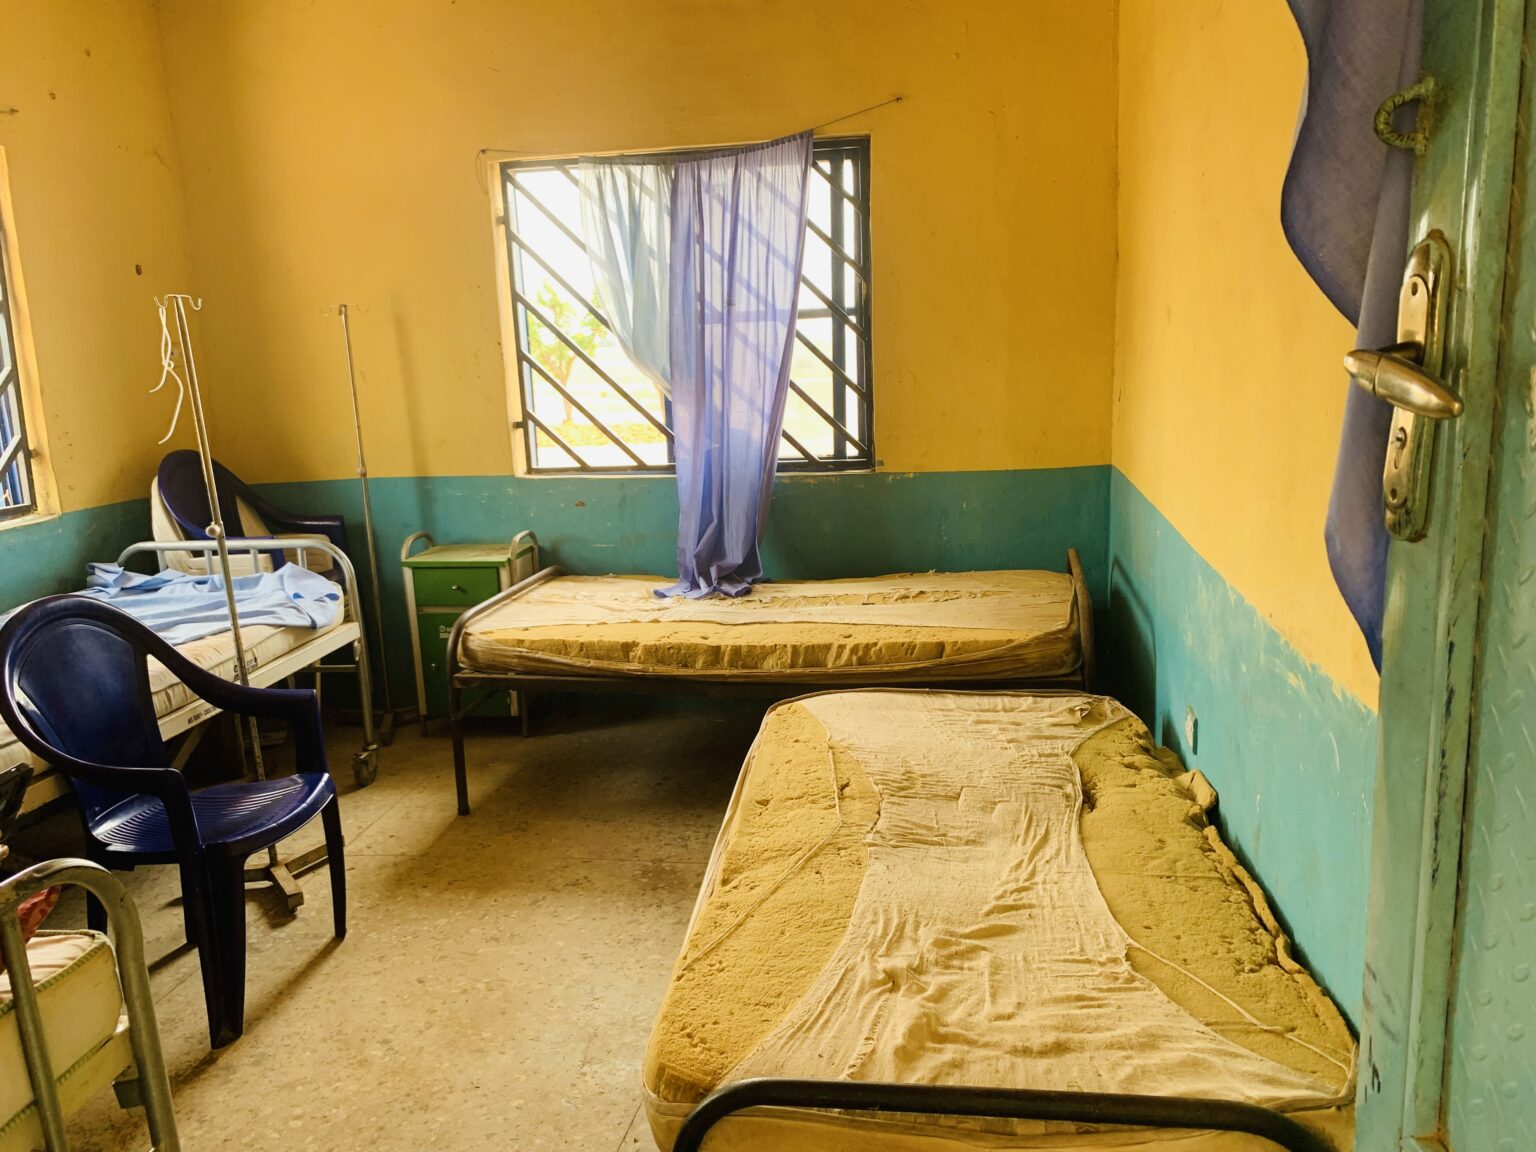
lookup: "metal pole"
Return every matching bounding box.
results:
[338,305,396,735]
[167,297,267,780]
[164,296,299,898]
[0,911,68,1151]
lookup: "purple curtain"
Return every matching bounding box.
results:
[1282,0,1424,669]
[661,133,812,597]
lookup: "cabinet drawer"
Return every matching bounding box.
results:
[412,567,501,608]
[416,613,511,719]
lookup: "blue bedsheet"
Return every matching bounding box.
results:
[66,563,344,647]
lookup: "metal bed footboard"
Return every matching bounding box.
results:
[444,541,1095,815]
[116,537,380,788]
[1,858,181,1152]
[673,1078,1335,1152]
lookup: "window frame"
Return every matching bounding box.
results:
[0,221,36,522]
[498,135,874,477]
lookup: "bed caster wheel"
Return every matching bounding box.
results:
[352,748,379,788]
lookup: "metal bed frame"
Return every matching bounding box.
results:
[672,1077,1336,1152]
[445,538,1096,815]
[1,857,181,1152]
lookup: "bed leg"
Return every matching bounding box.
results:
[450,683,471,816]
[518,690,531,738]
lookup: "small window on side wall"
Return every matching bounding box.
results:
[0,221,34,521]
[499,137,872,474]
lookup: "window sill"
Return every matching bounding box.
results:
[0,508,59,534]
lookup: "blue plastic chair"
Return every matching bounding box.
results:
[157,450,349,584]
[0,596,346,1049]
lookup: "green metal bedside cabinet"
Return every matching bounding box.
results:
[400,532,540,734]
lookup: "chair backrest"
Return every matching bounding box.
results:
[0,599,173,825]
[150,476,273,578]
[156,450,254,542]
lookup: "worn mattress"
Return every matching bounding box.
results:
[643,690,1356,1151]
[1,931,129,1151]
[142,619,345,716]
[461,571,1082,683]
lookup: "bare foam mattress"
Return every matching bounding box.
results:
[643,690,1356,1151]
[461,570,1084,684]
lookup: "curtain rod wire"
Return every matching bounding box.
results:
[809,94,904,132]
[475,94,904,184]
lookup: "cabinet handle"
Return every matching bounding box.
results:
[451,583,466,593]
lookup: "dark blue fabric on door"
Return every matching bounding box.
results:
[1282,0,1423,669]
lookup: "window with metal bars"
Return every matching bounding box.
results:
[0,226,34,521]
[500,137,872,474]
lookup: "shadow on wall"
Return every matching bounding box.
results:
[1104,554,1158,735]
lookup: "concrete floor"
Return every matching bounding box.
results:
[33,699,760,1151]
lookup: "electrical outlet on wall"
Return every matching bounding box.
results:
[1184,706,1198,755]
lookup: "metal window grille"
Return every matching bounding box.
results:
[501,137,872,474]
[0,229,33,520]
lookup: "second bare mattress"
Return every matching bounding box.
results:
[461,570,1081,682]
[644,691,1356,1151]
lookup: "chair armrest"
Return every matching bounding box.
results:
[0,725,194,820]
[241,490,348,555]
[152,643,329,770]
[157,660,329,776]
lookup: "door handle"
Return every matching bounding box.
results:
[1344,343,1462,420]
[1343,233,1457,541]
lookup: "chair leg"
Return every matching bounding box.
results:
[205,854,248,1049]
[178,858,231,1050]
[321,796,347,939]
[450,683,471,816]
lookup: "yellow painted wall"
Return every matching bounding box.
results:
[1114,0,1378,703]
[0,0,1374,707]
[0,0,194,516]
[154,0,1118,483]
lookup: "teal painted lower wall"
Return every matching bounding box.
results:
[0,467,1375,1025]
[258,467,1110,588]
[1106,469,1377,1023]
[0,500,151,610]
[256,466,1111,716]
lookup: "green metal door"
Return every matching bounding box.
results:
[1359,1,1536,1149]
[1438,8,1536,1142]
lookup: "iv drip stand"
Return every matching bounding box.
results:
[338,305,407,740]
[161,295,322,913]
